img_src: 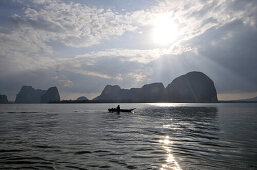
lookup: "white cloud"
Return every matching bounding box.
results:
[74,48,170,64]
[1,0,257,100]
[4,0,255,70]
[21,0,137,48]
[0,0,139,80]
[128,72,149,82]
[129,0,257,51]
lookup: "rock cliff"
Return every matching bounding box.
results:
[94,83,166,102]
[129,83,166,101]
[94,72,218,103]
[15,86,60,103]
[94,85,122,100]
[15,86,46,103]
[0,94,8,103]
[41,87,60,103]
[166,72,218,102]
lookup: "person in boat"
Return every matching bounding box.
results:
[117,105,120,111]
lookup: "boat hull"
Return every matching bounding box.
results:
[108,108,135,112]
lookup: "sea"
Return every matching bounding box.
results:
[0,103,256,169]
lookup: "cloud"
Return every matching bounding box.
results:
[74,48,172,64]
[140,0,257,96]
[1,0,257,100]
[191,21,257,93]
[128,0,257,50]
[0,0,141,99]
[149,19,257,94]
[14,0,137,48]
[57,50,152,83]
[1,0,139,74]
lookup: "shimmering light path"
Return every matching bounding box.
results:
[0,103,257,169]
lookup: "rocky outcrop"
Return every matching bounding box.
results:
[15,86,60,103]
[94,83,166,102]
[15,86,46,103]
[129,83,166,101]
[0,94,8,103]
[94,71,218,103]
[41,87,60,103]
[94,85,122,101]
[77,96,88,101]
[166,72,218,102]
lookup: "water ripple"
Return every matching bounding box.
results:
[0,104,257,169]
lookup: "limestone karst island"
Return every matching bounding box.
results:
[1,71,221,104]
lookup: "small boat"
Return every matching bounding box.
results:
[108,108,136,112]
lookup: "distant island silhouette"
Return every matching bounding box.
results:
[93,71,218,103]
[15,86,60,103]
[0,94,8,104]
[76,96,89,101]
[1,71,256,104]
[59,71,219,103]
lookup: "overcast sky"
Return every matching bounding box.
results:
[0,0,257,101]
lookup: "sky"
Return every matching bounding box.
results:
[0,0,257,101]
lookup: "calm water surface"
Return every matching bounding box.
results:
[0,103,257,169]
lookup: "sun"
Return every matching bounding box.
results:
[152,15,179,46]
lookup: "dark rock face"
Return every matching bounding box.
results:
[77,96,88,101]
[15,86,46,103]
[140,83,166,101]
[0,94,8,103]
[129,83,166,101]
[166,72,218,102]
[41,87,60,103]
[15,86,60,103]
[94,72,218,103]
[94,85,122,100]
[94,83,166,102]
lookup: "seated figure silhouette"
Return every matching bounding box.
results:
[117,105,120,112]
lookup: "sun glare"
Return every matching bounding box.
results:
[152,15,179,46]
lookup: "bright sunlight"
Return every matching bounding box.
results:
[152,15,179,46]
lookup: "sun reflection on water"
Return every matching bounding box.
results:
[148,103,188,107]
[159,136,182,170]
